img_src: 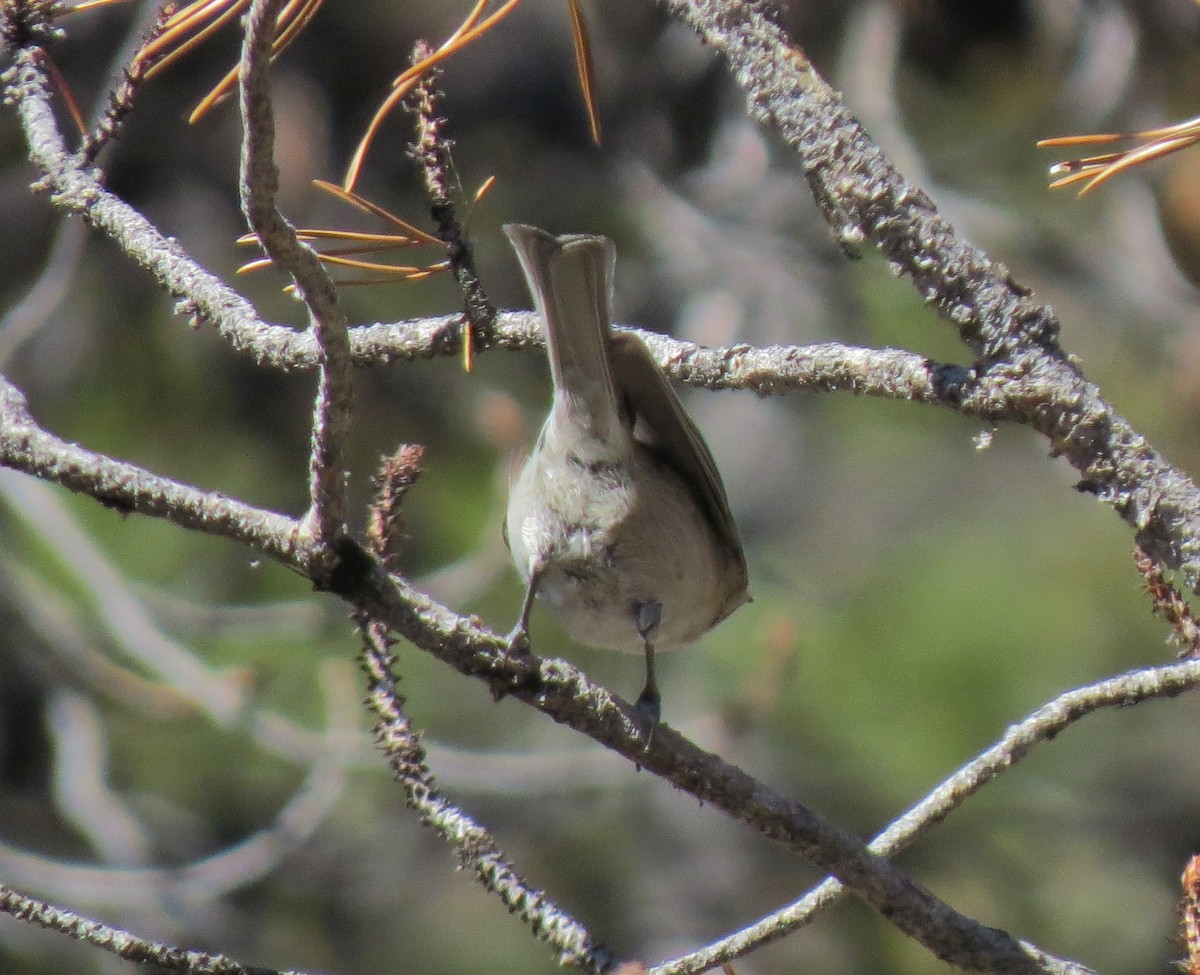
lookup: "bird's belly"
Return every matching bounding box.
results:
[534,516,727,653]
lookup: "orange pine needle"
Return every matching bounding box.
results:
[342,83,418,195]
[163,0,228,30]
[309,253,430,274]
[184,0,323,121]
[133,0,323,121]
[296,240,422,258]
[268,0,324,55]
[473,174,497,203]
[283,264,448,290]
[241,230,429,256]
[147,3,246,79]
[1046,150,1125,179]
[1036,132,1124,149]
[567,0,601,145]
[239,186,450,285]
[342,0,524,192]
[312,180,443,245]
[1040,114,1200,195]
[43,55,88,137]
[68,0,135,13]
[462,322,474,372]
[236,256,276,274]
[140,0,240,69]
[186,63,239,122]
[1038,115,1200,149]
[295,229,429,247]
[440,0,492,53]
[239,250,448,278]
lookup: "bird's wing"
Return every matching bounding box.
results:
[608,329,748,599]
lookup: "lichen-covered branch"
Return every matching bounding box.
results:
[361,622,615,972]
[1,337,1082,972]
[656,656,1200,974]
[239,0,353,560]
[658,0,1200,594]
[0,375,304,565]
[325,539,1092,975]
[0,882,307,975]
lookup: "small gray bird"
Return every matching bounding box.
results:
[503,224,749,722]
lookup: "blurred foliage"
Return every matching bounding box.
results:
[4,0,1200,973]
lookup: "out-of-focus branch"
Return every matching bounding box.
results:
[0,663,352,971]
[659,0,1200,595]
[656,656,1200,974]
[0,216,84,364]
[0,659,351,911]
[238,0,352,562]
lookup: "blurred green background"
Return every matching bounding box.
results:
[3,0,1200,973]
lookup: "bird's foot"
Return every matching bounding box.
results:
[633,687,661,748]
[504,623,532,657]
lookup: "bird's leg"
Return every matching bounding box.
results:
[633,599,663,728]
[506,562,543,656]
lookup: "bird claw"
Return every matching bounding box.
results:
[633,688,661,747]
[504,624,532,657]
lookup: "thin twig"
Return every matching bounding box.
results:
[76,1,174,165]
[1135,546,1200,656]
[360,623,615,971]
[408,42,495,363]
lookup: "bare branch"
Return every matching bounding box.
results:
[238,0,352,560]
[0,884,287,975]
[408,45,495,352]
[656,656,1200,974]
[659,0,1200,593]
[0,374,304,565]
[360,621,615,972]
[326,540,1092,975]
[0,666,353,973]
[0,215,84,364]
